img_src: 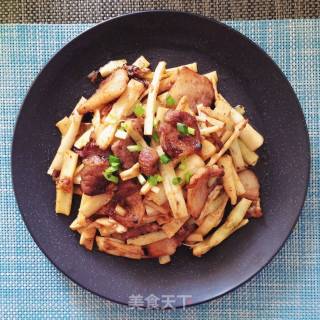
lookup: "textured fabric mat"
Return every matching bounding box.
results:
[1,0,320,23]
[0,20,319,319]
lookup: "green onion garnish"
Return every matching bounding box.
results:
[152,130,159,143]
[172,176,183,185]
[177,122,188,135]
[166,94,176,106]
[178,160,186,170]
[147,174,162,186]
[120,122,128,131]
[127,144,142,152]
[176,123,195,136]
[108,154,121,167]
[184,172,192,184]
[133,102,145,117]
[187,127,195,135]
[160,154,171,164]
[104,174,119,184]
[103,166,118,175]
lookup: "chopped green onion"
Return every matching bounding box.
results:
[178,160,186,170]
[108,154,121,166]
[160,154,171,164]
[176,122,195,136]
[152,130,159,143]
[120,122,128,131]
[177,122,188,135]
[133,102,145,117]
[103,166,118,175]
[187,127,195,135]
[147,174,162,186]
[104,174,119,184]
[184,172,192,184]
[172,176,183,185]
[166,94,176,106]
[127,144,142,152]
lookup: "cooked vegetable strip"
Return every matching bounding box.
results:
[186,233,203,243]
[166,62,197,75]
[144,61,166,135]
[133,55,150,68]
[176,154,205,184]
[218,155,237,204]
[176,96,194,115]
[79,225,96,251]
[200,124,224,136]
[200,140,217,161]
[48,97,86,175]
[96,79,145,149]
[196,186,224,224]
[157,146,189,219]
[79,193,113,218]
[207,120,247,166]
[56,116,70,136]
[99,59,127,77]
[193,193,229,237]
[159,255,171,264]
[74,126,93,149]
[238,139,259,166]
[96,237,144,259]
[193,198,252,256]
[127,231,167,246]
[162,217,189,238]
[125,119,148,148]
[229,138,246,171]
[154,106,169,125]
[217,94,264,151]
[55,150,78,215]
[73,163,84,184]
[231,165,246,196]
[204,71,218,99]
[120,163,140,181]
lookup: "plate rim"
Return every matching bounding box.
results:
[11,10,311,308]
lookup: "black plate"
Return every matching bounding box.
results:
[12,11,310,308]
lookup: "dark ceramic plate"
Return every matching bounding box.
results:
[12,11,310,308]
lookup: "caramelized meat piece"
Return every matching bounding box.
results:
[187,167,224,219]
[115,223,161,241]
[169,67,214,112]
[80,160,108,196]
[111,137,139,169]
[139,147,159,176]
[115,180,140,201]
[97,181,144,228]
[78,68,129,114]
[74,141,109,160]
[146,223,196,258]
[159,110,201,158]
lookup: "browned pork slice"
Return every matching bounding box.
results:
[97,181,145,228]
[80,155,108,196]
[159,110,201,158]
[111,137,139,169]
[74,141,109,160]
[187,167,224,219]
[115,223,161,241]
[139,147,159,176]
[238,169,260,200]
[169,67,214,112]
[146,224,196,258]
[78,68,129,114]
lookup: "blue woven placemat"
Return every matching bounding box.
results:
[0,20,319,319]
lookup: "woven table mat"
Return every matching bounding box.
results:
[1,0,320,23]
[0,19,319,319]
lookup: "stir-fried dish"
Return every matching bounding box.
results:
[48,56,264,264]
